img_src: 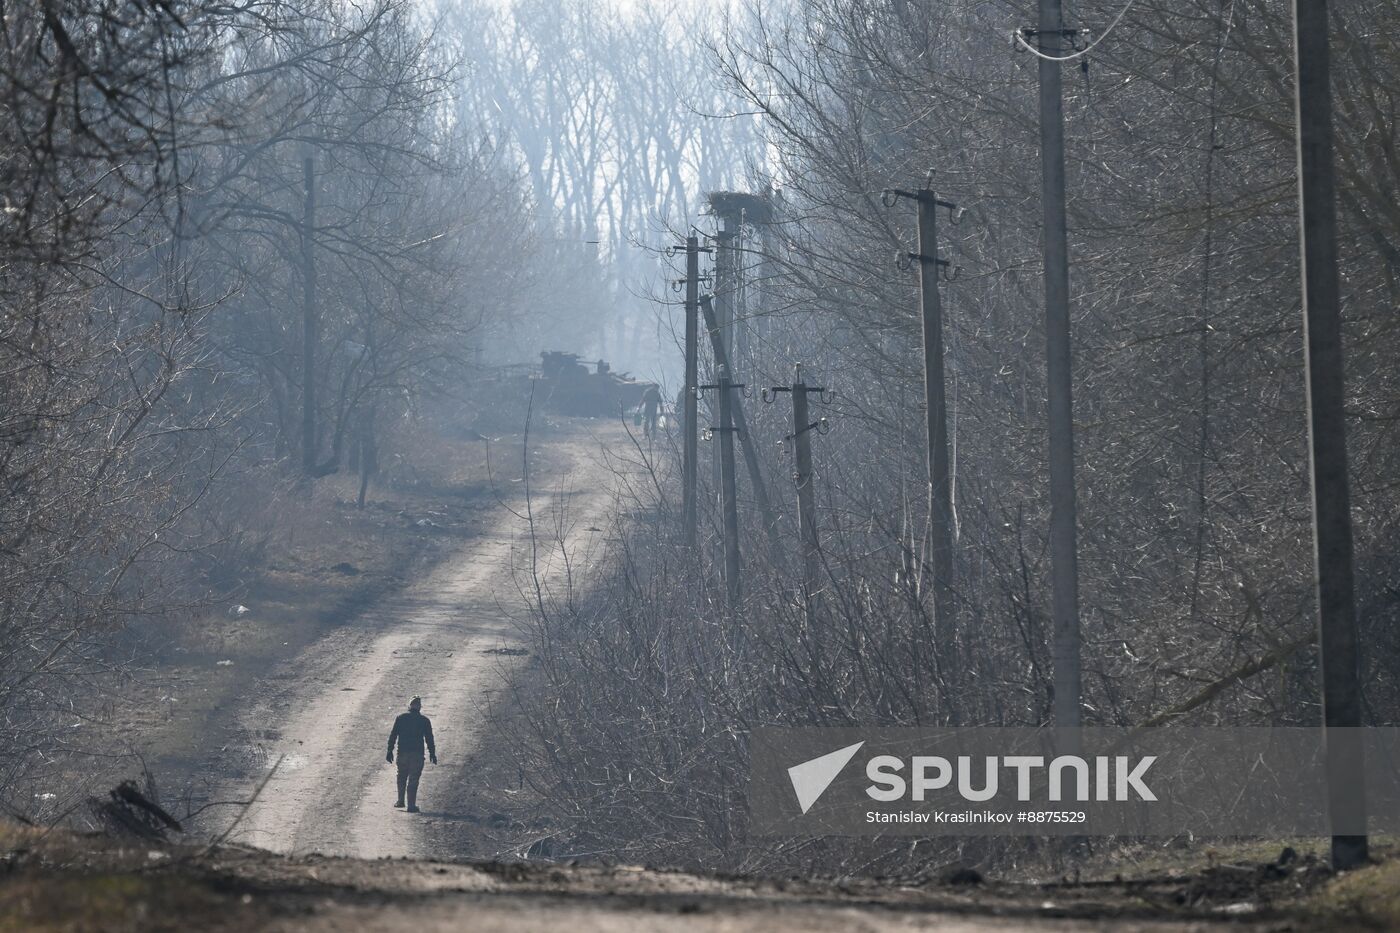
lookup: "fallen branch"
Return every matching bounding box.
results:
[1138,631,1316,728]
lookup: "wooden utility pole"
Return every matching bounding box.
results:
[301,156,317,477]
[1029,0,1083,732]
[682,236,701,548]
[769,365,826,611]
[1292,0,1368,870]
[699,295,786,572]
[702,366,743,612]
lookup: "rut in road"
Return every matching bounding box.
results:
[223,431,622,858]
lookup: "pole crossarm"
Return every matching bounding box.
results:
[906,252,951,268]
[702,382,748,438]
[784,420,827,441]
[883,188,958,212]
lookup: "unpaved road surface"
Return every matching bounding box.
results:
[213,428,619,859]
[4,836,1293,933]
[234,858,1278,932]
[233,857,1256,933]
[173,425,1277,931]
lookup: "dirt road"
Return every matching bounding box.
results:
[216,429,619,859]
[212,853,1266,933]
[153,424,1293,931]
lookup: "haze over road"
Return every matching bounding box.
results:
[220,430,619,859]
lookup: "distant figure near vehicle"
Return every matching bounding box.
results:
[641,385,663,438]
[386,696,436,812]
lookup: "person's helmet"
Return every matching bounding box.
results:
[409,696,422,710]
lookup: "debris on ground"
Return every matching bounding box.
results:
[88,780,183,841]
[942,866,984,886]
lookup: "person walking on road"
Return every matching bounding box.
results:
[386,696,436,812]
[641,384,663,438]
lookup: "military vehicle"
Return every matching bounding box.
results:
[536,351,655,417]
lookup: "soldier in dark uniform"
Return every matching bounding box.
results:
[386,696,436,812]
[641,385,662,438]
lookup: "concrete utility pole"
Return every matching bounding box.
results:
[708,191,776,384]
[301,156,317,477]
[1029,0,1083,732]
[791,369,820,603]
[916,189,956,648]
[1292,0,1368,870]
[734,221,751,371]
[713,220,737,381]
[682,236,701,548]
[702,366,743,613]
[884,182,959,653]
[710,226,729,498]
[769,365,827,612]
[699,295,786,573]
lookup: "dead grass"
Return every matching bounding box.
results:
[0,873,256,933]
[1080,838,1328,882]
[0,825,234,933]
[1083,836,1400,883]
[1303,852,1400,929]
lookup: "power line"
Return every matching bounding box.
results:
[1013,0,1139,61]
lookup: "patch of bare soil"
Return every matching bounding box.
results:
[3,822,1356,932]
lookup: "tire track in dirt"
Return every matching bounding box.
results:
[220,429,621,858]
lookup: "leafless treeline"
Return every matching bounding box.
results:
[451,0,760,367]
[0,0,631,800]
[515,0,1400,872]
